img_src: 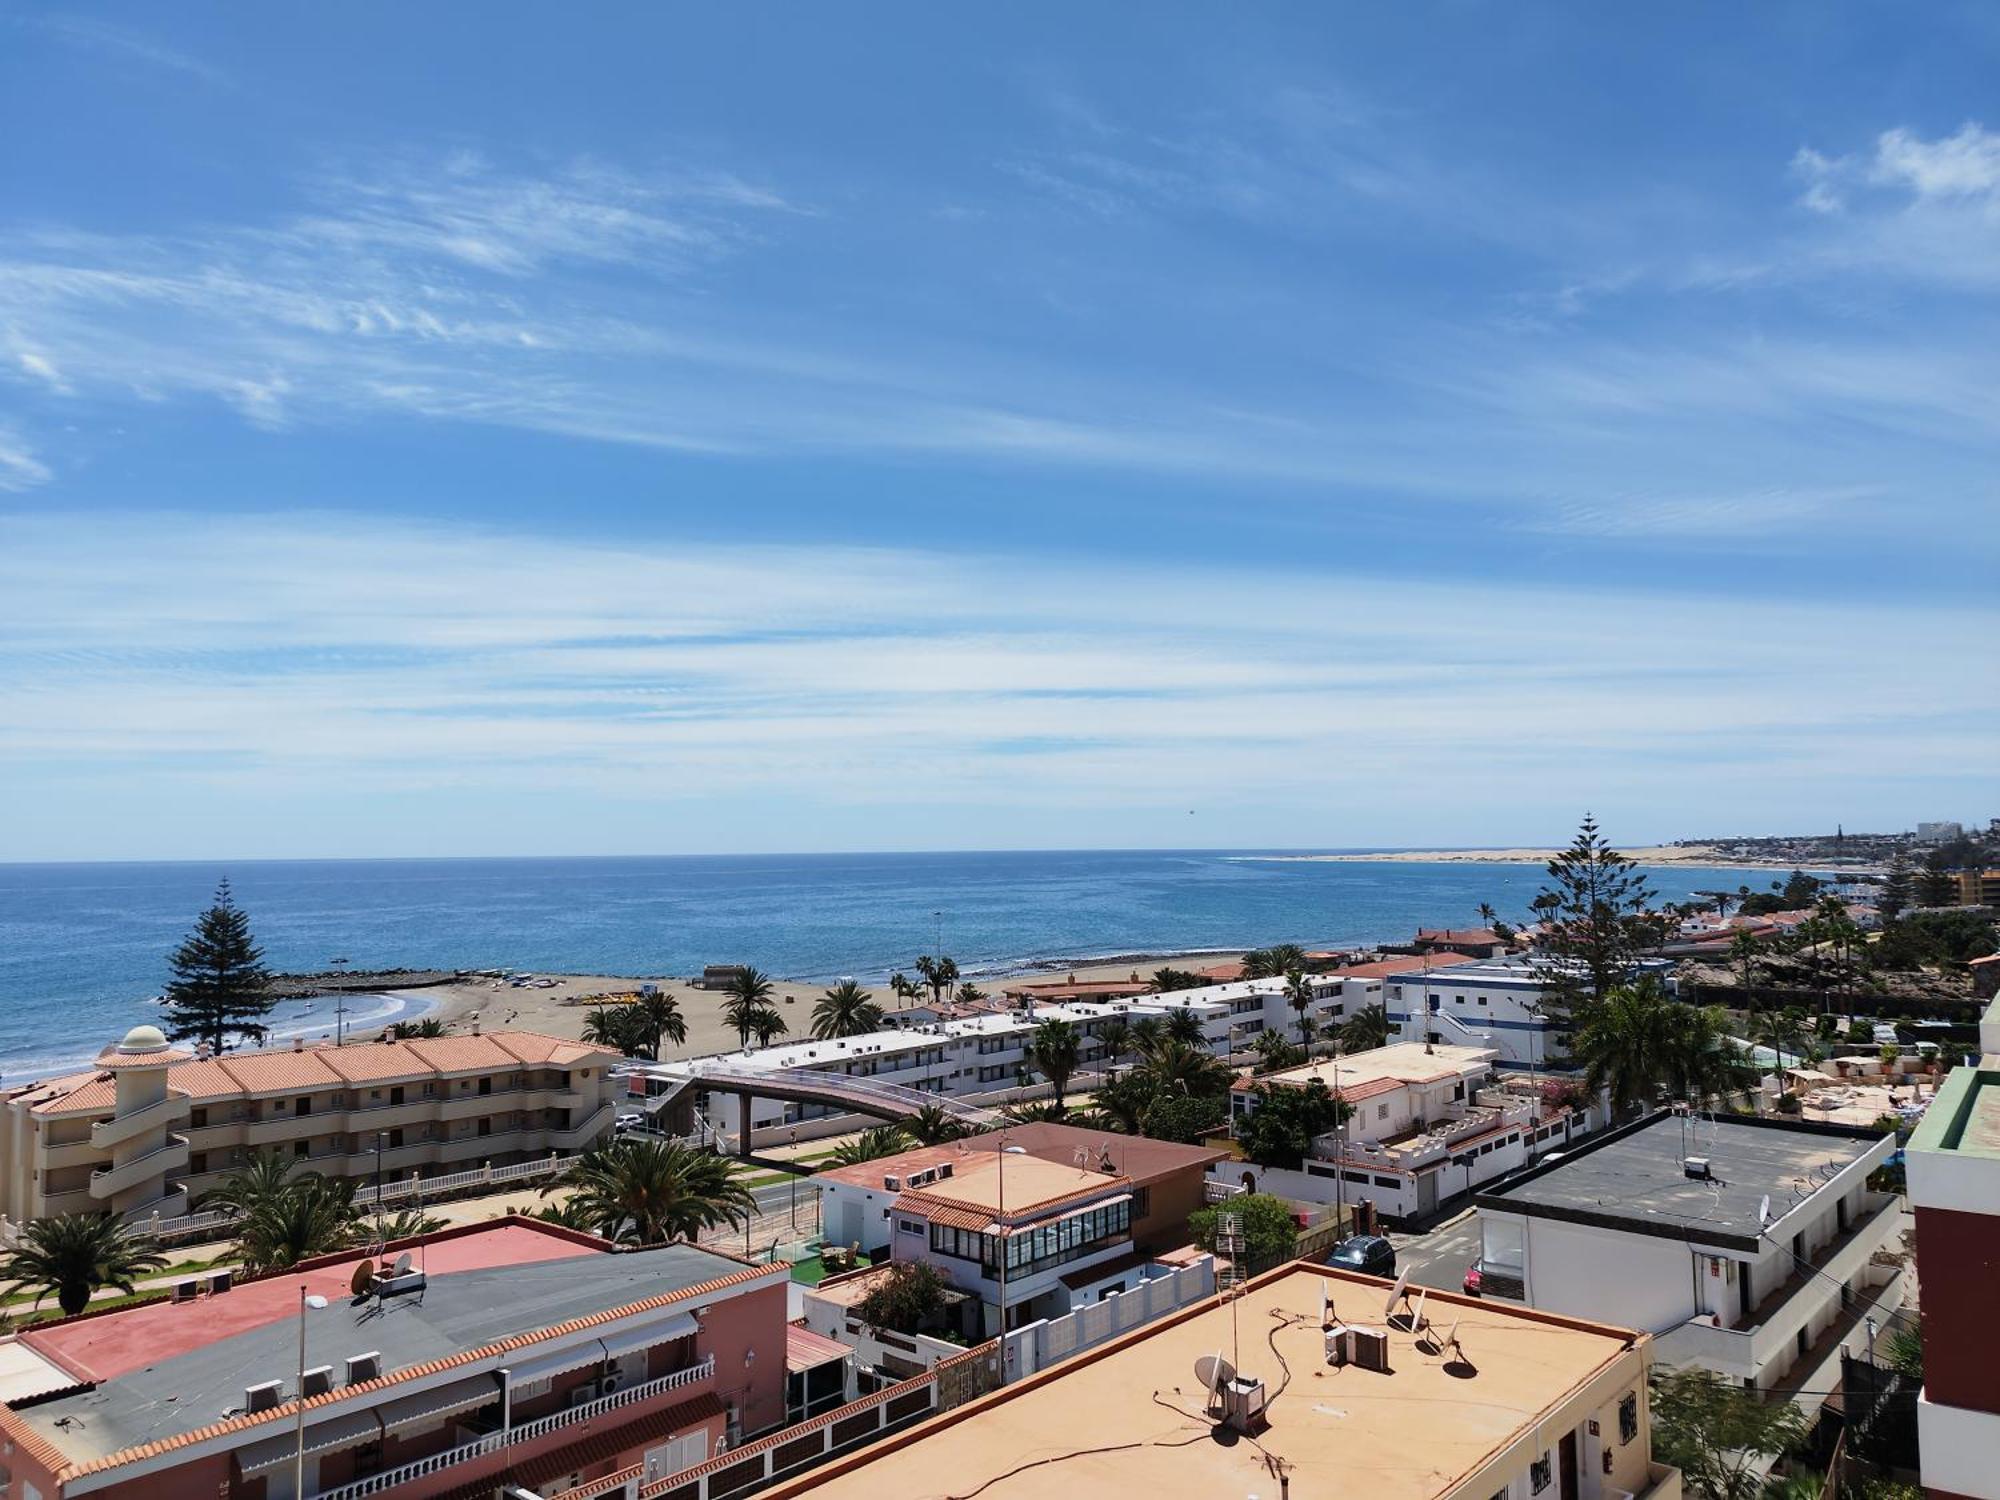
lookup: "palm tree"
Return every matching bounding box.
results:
[373,1207,449,1241]
[888,972,921,1003]
[721,967,777,1049]
[1243,944,1308,980]
[813,980,884,1039]
[1283,968,1316,1046]
[1162,1009,1206,1046]
[384,1018,446,1040]
[549,1139,756,1244]
[1093,1072,1151,1133]
[1130,1037,1230,1097]
[956,982,987,1004]
[1338,1003,1392,1053]
[748,1007,789,1048]
[1727,930,1762,994]
[1001,1100,1068,1125]
[1569,979,1729,1120]
[581,1004,647,1056]
[1253,1030,1306,1075]
[1029,1019,1081,1113]
[195,1149,306,1216]
[1094,1017,1132,1068]
[827,1127,910,1166]
[1750,1007,1805,1076]
[913,955,942,1002]
[1128,1016,1166,1057]
[1477,902,1498,928]
[237,1177,362,1272]
[935,956,960,997]
[905,1104,967,1145]
[1,1213,168,1316]
[633,991,689,1057]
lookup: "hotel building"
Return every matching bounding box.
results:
[0,1026,623,1227]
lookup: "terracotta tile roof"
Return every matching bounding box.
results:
[24,1030,619,1114]
[1328,952,1479,982]
[904,1201,996,1232]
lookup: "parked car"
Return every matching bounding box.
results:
[1324,1234,1397,1278]
[1462,1257,1484,1297]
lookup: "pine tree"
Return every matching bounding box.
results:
[1878,850,1913,923]
[160,880,274,1053]
[1531,816,1656,1012]
[1916,848,1957,909]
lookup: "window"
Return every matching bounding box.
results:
[293,1140,309,1157]
[1373,1174,1399,1188]
[1618,1392,1639,1444]
[1530,1455,1552,1494]
[190,1106,208,1128]
[189,1152,207,1174]
[1477,997,1488,1006]
[897,1218,924,1235]
[1453,1082,1466,1101]
[1377,1104,1390,1120]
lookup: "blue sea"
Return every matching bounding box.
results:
[0,850,1790,1083]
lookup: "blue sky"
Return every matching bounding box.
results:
[1,3,1995,860]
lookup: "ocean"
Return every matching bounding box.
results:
[0,849,1787,1084]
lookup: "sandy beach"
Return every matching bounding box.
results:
[397,952,1246,1060]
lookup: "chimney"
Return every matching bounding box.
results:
[293,1036,304,1052]
[471,1018,481,1035]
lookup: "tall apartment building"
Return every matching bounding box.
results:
[0,1025,623,1226]
[1906,1054,2000,1500]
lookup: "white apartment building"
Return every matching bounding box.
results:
[1384,955,1677,1066]
[1477,1112,1903,1393]
[1215,1041,1595,1221]
[0,1024,623,1225]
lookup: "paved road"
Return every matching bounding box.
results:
[1388,1210,1482,1294]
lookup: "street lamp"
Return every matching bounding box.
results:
[294,1289,330,1500]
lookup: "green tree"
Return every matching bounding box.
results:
[237,1176,363,1272]
[853,1261,950,1336]
[1339,1003,1392,1053]
[1252,1030,1306,1074]
[888,972,921,1003]
[1531,817,1656,1010]
[1029,1019,1082,1111]
[160,880,274,1053]
[1235,1080,1347,1170]
[1131,1036,1230,1097]
[1139,1088,1228,1144]
[904,1104,968,1145]
[1648,1366,1808,1500]
[1094,1017,1132,1067]
[1243,945,1309,980]
[721,967,777,1049]
[383,1018,447,1040]
[548,1138,756,1244]
[812,980,884,1039]
[1778,869,1823,907]
[827,1126,910,1166]
[1727,929,1763,994]
[1092,1071,1153,1133]
[1,1213,168,1317]
[1571,980,1738,1119]
[633,991,689,1057]
[581,1004,653,1057]
[1189,1192,1298,1272]
[1283,968,1316,1046]
[1916,848,1956,908]
[1882,1321,1923,1381]
[1878,851,1913,923]
[1151,967,1205,992]
[1162,1009,1207,1046]
[748,1007,789,1047]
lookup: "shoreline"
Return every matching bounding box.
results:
[1231,847,1885,872]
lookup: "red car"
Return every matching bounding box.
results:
[1462,1258,1484,1297]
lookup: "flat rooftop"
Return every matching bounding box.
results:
[10,1221,761,1468]
[1256,1041,1494,1098]
[894,1155,1126,1224]
[1909,1066,2000,1161]
[814,1122,1225,1191]
[1481,1112,1887,1250]
[769,1264,1643,1500]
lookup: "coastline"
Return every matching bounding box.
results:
[1233,846,1885,871]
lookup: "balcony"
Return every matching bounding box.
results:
[89,1135,191,1199]
[90,1091,192,1150]
[309,1356,717,1500]
[1655,1194,1904,1379]
[1313,1099,1536,1173]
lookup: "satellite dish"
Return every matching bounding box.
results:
[350,1261,376,1297]
[1195,1352,1236,1392]
[1383,1267,1411,1320]
[390,1251,413,1277]
[1410,1287,1429,1330]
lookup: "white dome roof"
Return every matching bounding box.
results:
[116,1024,172,1054]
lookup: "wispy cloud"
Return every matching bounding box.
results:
[0,427,51,491]
[29,15,227,85]
[0,509,1989,859]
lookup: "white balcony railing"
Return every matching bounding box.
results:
[311,1356,716,1500]
[90,1091,192,1150]
[89,1135,190,1198]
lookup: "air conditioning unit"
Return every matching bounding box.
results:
[882,1174,902,1191]
[1683,1157,1712,1181]
[599,1373,625,1395]
[245,1380,284,1413]
[344,1351,382,1386]
[570,1384,601,1408]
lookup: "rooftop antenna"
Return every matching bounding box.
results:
[1217,1211,1245,1367]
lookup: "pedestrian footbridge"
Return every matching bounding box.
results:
[617,1057,1004,1152]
